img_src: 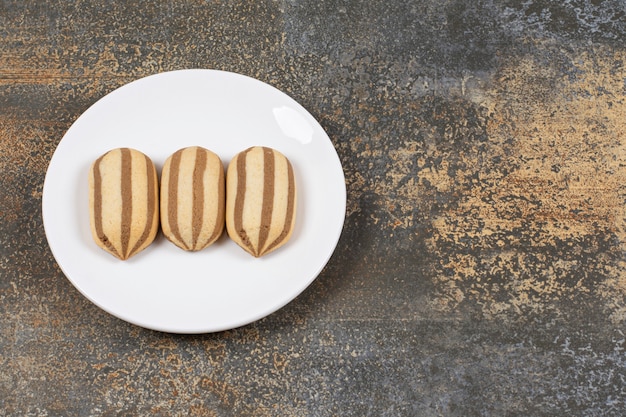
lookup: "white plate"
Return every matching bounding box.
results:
[42,69,346,333]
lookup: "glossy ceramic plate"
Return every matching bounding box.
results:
[42,69,346,333]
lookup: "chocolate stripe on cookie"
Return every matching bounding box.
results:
[207,157,225,245]
[265,158,295,255]
[258,147,275,252]
[234,148,255,254]
[128,153,157,257]
[167,149,189,250]
[120,148,133,259]
[191,147,207,249]
[92,153,122,259]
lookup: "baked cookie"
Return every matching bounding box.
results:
[225,146,296,257]
[160,146,225,251]
[89,148,159,260]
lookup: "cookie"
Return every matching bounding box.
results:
[160,146,225,251]
[225,146,296,257]
[89,148,159,260]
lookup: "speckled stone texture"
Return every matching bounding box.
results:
[2,1,626,415]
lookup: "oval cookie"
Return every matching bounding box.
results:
[226,146,296,257]
[160,146,225,251]
[89,148,159,260]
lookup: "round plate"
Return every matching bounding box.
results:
[42,69,345,333]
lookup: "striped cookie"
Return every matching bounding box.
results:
[226,146,296,257]
[160,146,225,251]
[89,148,159,260]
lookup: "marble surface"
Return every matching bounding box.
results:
[2,1,626,415]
